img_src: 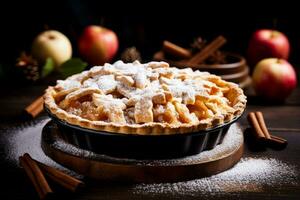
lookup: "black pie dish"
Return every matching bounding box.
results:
[44,106,244,160]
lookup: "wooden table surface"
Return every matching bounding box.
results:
[0,84,299,200]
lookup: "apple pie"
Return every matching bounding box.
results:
[44,60,246,135]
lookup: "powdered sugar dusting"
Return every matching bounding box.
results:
[2,118,298,196]
[4,118,52,164]
[2,118,82,178]
[133,157,298,196]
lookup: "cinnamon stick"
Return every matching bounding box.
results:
[37,161,84,192]
[270,135,287,143]
[270,135,287,144]
[25,96,44,118]
[255,111,271,139]
[23,153,84,192]
[19,155,52,199]
[162,40,192,59]
[247,112,265,140]
[247,111,288,149]
[187,35,227,64]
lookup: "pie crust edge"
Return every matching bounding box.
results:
[44,85,246,135]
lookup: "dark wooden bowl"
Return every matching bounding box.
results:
[153,51,251,88]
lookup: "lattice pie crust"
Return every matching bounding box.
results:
[44,61,246,135]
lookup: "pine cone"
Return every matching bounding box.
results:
[206,51,227,64]
[121,47,142,63]
[190,37,207,53]
[16,52,40,81]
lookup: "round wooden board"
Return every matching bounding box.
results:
[41,121,244,183]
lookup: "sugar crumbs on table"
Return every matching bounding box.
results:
[1,118,298,197]
[1,118,82,179]
[133,157,298,196]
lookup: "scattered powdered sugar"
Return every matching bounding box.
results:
[1,117,82,178]
[133,157,299,196]
[3,118,51,164]
[2,118,298,196]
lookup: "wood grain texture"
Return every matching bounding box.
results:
[0,83,299,199]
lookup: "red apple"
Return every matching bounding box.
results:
[252,58,297,102]
[78,25,118,65]
[247,29,290,67]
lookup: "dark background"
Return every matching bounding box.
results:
[0,1,299,83]
[0,2,300,199]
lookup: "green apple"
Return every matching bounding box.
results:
[31,30,72,68]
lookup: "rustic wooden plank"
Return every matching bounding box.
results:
[239,106,300,130]
[0,84,299,199]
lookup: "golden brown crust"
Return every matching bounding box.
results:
[44,61,247,135]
